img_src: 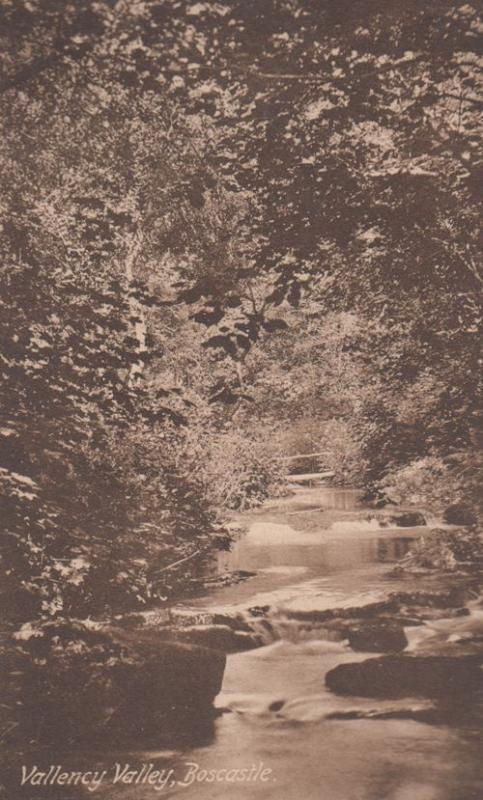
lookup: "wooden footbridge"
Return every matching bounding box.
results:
[281,452,335,485]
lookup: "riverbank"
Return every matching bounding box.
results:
[4,486,483,800]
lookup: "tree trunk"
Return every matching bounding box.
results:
[124,228,146,385]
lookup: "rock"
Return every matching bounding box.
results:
[416,632,483,658]
[255,618,277,638]
[389,512,427,527]
[157,624,263,653]
[212,613,254,632]
[165,608,214,627]
[386,613,426,626]
[344,622,408,653]
[284,599,398,624]
[113,613,147,629]
[391,587,475,609]
[165,609,252,632]
[111,628,226,707]
[444,504,478,526]
[320,618,408,650]
[19,626,226,745]
[453,634,483,653]
[326,704,442,723]
[249,605,271,617]
[326,655,483,698]
[280,591,474,653]
[140,608,171,626]
[406,606,471,623]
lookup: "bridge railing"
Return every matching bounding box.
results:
[281,452,334,484]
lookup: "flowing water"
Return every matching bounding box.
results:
[11,489,483,800]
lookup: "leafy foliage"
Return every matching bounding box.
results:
[1,0,481,645]
[0,72,228,627]
[397,528,483,575]
[200,427,286,510]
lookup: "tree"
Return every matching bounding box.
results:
[0,69,231,624]
[1,0,481,630]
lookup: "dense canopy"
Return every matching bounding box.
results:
[0,0,481,629]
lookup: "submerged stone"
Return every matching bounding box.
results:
[268,699,286,712]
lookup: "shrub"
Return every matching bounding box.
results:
[195,427,286,511]
[397,528,483,574]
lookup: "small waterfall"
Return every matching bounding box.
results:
[239,608,350,647]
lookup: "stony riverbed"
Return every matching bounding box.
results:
[5,487,483,800]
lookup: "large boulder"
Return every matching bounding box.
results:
[110,627,226,708]
[326,655,483,698]
[16,624,226,746]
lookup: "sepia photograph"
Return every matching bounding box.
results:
[0,1,482,799]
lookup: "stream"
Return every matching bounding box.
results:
[11,488,483,800]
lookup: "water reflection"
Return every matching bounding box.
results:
[9,490,479,800]
[209,530,416,584]
[309,487,362,510]
[377,536,414,562]
[197,494,423,616]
